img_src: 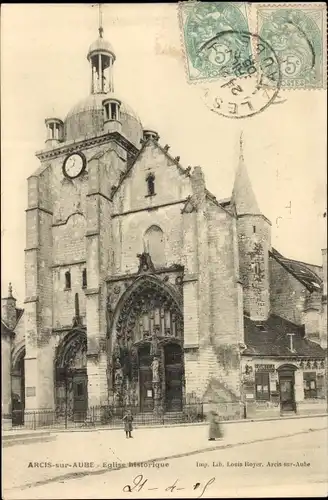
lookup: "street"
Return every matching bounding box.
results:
[3,417,328,499]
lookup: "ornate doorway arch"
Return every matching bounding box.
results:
[55,330,88,421]
[110,275,184,412]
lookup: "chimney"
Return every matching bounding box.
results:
[303,290,321,344]
[1,283,17,331]
[287,333,296,353]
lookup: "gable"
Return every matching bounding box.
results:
[112,140,192,214]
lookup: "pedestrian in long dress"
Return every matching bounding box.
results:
[123,410,134,439]
[208,408,223,441]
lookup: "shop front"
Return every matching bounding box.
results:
[241,357,327,418]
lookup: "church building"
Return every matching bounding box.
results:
[2,25,327,427]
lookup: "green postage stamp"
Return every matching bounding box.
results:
[179,2,326,89]
[257,3,326,89]
[178,2,251,82]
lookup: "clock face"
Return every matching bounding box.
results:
[63,153,86,179]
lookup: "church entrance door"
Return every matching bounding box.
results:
[164,344,183,412]
[55,331,88,422]
[72,370,88,421]
[139,345,154,413]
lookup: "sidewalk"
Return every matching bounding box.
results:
[3,415,327,492]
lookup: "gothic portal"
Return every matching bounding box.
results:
[55,331,88,421]
[109,273,184,412]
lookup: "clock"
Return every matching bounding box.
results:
[63,153,86,179]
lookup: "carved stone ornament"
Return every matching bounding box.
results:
[137,252,155,274]
[55,332,87,369]
[106,295,113,335]
[151,357,160,383]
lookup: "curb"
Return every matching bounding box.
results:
[3,436,56,448]
[10,425,327,492]
[47,412,328,434]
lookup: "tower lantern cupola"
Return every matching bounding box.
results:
[87,24,116,95]
[45,118,64,148]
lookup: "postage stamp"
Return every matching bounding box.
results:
[178,2,251,83]
[256,3,327,89]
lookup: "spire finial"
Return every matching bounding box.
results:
[98,3,104,38]
[239,131,244,162]
[8,282,13,297]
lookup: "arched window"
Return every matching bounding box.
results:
[103,99,121,122]
[146,173,155,196]
[144,226,165,267]
[65,270,71,290]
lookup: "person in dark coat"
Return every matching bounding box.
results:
[208,408,223,441]
[123,410,134,438]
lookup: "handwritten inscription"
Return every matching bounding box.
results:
[123,474,216,498]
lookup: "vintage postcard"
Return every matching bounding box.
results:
[1,2,327,499]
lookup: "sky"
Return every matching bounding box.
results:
[1,3,327,305]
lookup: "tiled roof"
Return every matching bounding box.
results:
[243,314,325,358]
[271,248,322,292]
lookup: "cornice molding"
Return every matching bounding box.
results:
[112,199,189,218]
[35,132,139,162]
[183,274,198,283]
[85,287,100,296]
[86,191,112,203]
[52,325,87,334]
[24,296,39,304]
[86,230,100,237]
[51,260,86,269]
[237,213,272,226]
[105,264,184,283]
[26,206,53,216]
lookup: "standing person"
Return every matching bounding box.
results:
[208,405,223,441]
[123,409,134,438]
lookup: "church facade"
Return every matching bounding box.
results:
[2,29,327,427]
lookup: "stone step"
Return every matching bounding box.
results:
[2,430,51,441]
